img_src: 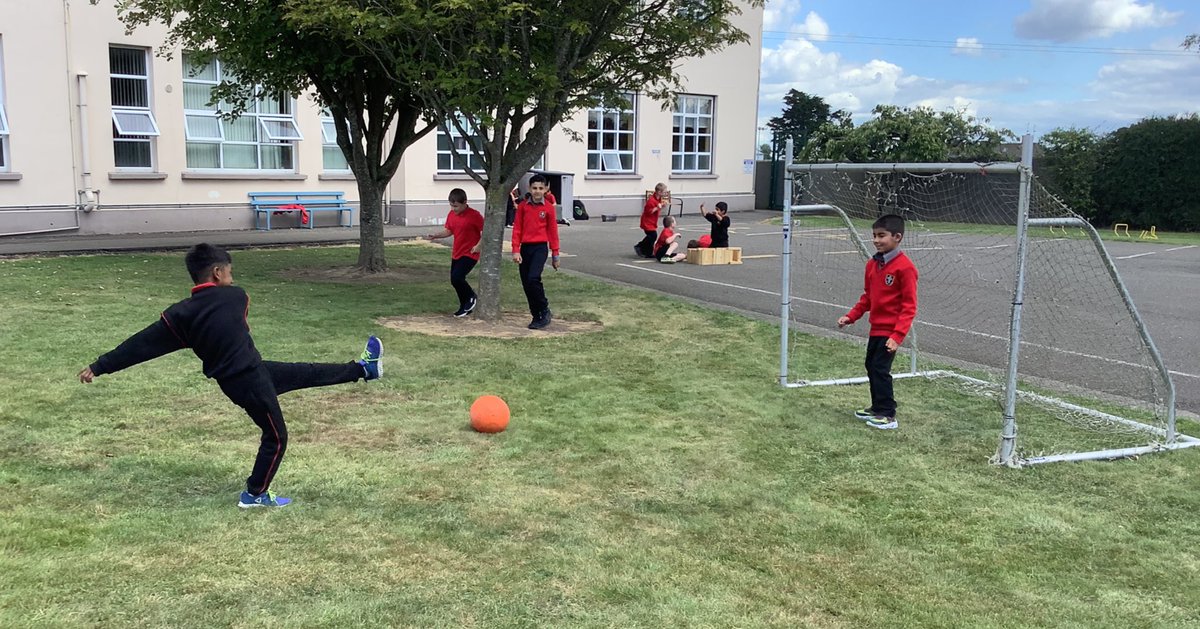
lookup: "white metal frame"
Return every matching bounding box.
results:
[587,92,637,174]
[778,136,1197,466]
[181,53,299,171]
[109,46,160,170]
[671,94,714,173]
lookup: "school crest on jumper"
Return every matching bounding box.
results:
[539,211,547,220]
[885,274,895,286]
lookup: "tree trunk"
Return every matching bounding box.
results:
[355,179,387,272]
[475,183,511,321]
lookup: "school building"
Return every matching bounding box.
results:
[0,1,764,236]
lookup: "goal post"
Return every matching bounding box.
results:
[778,135,1195,466]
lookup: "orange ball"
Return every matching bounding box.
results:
[470,395,510,433]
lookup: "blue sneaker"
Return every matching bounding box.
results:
[866,415,898,430]
[358,335,383,380]
[238,490,291,509]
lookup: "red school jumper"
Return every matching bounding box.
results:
[444,207,484,261]
[640,195,663,232]
[512,198,560,255]
[844,251,919,345]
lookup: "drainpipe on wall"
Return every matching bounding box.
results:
[75,71,99,212]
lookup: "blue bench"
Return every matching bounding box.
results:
[248,191,354,231]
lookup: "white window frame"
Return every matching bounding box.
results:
[671,94,715,174]
[181,53,299,171]
[110,46,159,170]
[1,38,12,171]
[259,116,303,141]
[587,92,637,174]
[111,109,161,136]
[184,113,224,141]
[319,110,349,172]
[436,115,486,173]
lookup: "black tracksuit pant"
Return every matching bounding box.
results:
[637,230,657,257]
[865,336,897,418]
[218,360,363,495]
[450,256,478,308]
[518,242,550,317]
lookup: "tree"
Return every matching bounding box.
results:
[114,0,440,272]
[767,90,849,157]
[1038,127,1102,219]
[1184,34,1198,50]
[1092,115,1200,231]
[800,105,1012,163]
[759,143,773,160]
[309,0,762,320]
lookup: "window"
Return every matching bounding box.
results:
[110,46,160,169]
[320,110,349,171]
[436,115,485,173]
[0,38,9,171]
[672,94,714,173]
[182,52,301,170]
[587,92,636,173]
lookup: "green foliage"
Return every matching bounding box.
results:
[301,0,762,319]
[767,89,850,155]
[1038,127,1102,219]
[1092,115,1200,231]
[801,105,1013,163]
[112,0,443,271]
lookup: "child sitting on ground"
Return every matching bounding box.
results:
[653,215,688,263]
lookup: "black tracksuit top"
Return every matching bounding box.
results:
[90,283,263,381]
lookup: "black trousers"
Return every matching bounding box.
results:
[865,336,897,418]
[450,256,477,307]
[637,230,657,256]
[218,360,363,495]
[518,242,550,317]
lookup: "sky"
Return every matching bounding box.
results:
[757,0,1200,141]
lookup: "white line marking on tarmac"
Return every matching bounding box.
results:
[1116,245,1197,260]
[615,263,1200,381]
[747,231,785,236]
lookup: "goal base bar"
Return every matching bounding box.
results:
[783,370,941,388]
[1018,440,1200,466]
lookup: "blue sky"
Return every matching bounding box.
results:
[758,0,1200,140]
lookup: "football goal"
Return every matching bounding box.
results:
[778,135,1197,466]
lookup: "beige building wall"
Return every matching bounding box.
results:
[0,1,763,235]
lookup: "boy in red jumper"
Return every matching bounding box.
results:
[512,174,560,329]
[652,215,687,263]
[426,188,484,317]
[837,214,918,430]
[635,183,668,258]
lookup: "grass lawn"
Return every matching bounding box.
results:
[2,244,1198,628]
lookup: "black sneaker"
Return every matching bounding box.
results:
[454,296,477,318]
[528,310,551,330]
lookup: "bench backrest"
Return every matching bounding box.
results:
[248,191,348,208]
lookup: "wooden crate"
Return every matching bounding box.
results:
[686,247,742,265]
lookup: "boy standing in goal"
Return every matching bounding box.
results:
[837,214,919,430]
[77,244,384,508]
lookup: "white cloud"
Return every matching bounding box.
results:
[801,12,830,41]
[763,0,803,32]
[1013,0,1180,42]
[758,1,1200,138]
[953,37,984,56]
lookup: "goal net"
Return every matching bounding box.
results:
[779,139,1195,465]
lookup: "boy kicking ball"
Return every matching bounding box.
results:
[78,243,383,508]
